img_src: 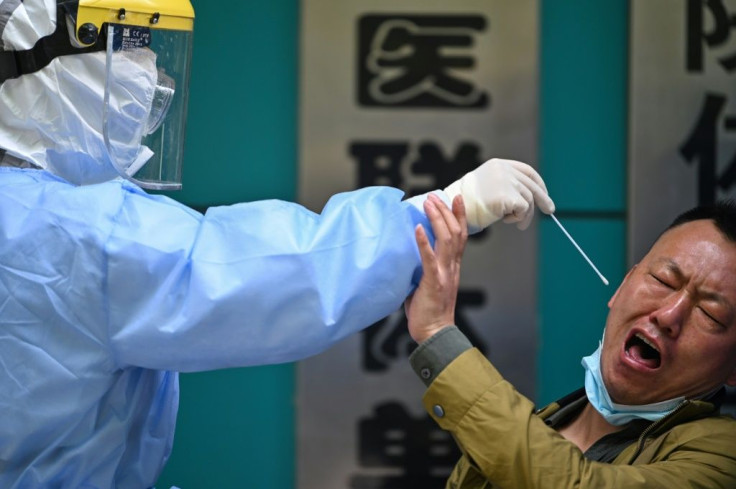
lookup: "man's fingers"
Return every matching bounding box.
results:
[414,223,435,267]
[452,195,468,242]
[424,194,450,240]
[428,194,465,262]
[431,193,462,237]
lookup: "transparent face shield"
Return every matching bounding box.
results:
[103,23,192,190]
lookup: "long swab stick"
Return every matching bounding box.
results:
[550,214,609,286]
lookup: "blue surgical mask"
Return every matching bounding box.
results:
[582,340,685,426]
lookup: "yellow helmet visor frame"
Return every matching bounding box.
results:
[75,0,194,45]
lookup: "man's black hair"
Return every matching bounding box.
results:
[667,199,736,242]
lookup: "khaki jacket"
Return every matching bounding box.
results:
[423,348,736,489]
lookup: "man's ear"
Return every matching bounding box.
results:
[726,363,736,387]
[726,372,736,387]
[608,264,637,308]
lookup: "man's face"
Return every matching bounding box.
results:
[602,219,736,405]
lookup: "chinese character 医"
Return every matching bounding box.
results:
[358,15,489,108]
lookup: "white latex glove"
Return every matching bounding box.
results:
[443,158,555,231]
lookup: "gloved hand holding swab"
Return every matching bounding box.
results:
[550,214,609,286]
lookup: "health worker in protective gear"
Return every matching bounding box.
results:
[0,1,555,487]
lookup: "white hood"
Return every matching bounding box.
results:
[0,0,56,51]
[0,48,157,185]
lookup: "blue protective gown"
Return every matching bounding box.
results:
[0,167,436,488]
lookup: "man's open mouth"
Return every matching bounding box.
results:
[625,332,661,369]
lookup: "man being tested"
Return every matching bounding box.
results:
[0,0,555,487]
[407,194,736,488]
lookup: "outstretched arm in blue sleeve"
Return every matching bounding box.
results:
[107,185,439,371]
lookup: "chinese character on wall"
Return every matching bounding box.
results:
[679,0,736,204]
[350,402,460,489]
[358,15,489,108]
